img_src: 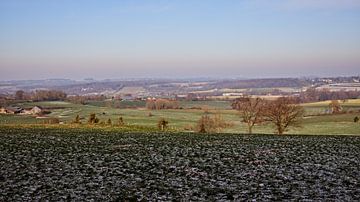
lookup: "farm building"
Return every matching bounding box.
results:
[1,107,24,114]
[30,106,43,115]
[20,106,46,115]
[0,106,45,115]
[0,107,6,114]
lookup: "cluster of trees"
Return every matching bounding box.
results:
[32,90,67,101]
[146,99,179,110]
[232,96,304,135]
[298,88,360,103]
[67,95,106,105]
[14,90,67,101]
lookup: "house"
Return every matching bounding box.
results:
[0,107,6,114]
[30,106,43,115]
[21,106,45,115]
[4,107,24,114]
[0,106,45,115]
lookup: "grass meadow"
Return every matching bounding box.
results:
[0,99,359,135]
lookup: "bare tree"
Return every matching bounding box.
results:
[265,97,304,135]
[232,96,265,134]
[195,113,232,133]
[196,115,215,133]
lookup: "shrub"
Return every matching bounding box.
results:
[196,115,214,133]
[72,115,81,124]
[118,117,125,126]
[94,118,100,124]
[107,118,112,125]
[88,113,99,124]
[158,118,169,131]
[195,114,232,133]
[354,116,359,123]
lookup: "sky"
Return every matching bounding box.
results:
[0,0,359,80]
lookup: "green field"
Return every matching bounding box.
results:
[1,99,360,135]
[301,99,360,116]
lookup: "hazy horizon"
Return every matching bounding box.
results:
[1,0,359,80]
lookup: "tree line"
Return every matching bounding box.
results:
[298,88,360,103]
[14,90,67,101]
[66,95,106,105]
[145,99,179,110]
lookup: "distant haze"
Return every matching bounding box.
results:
[0,0,359,80]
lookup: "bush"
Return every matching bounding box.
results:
[195,114,232,133]
[354,116,359,123]
[196,115,214,133]
[107,118,112,125]
[118,117,125,126]
[72,115,81,124]
[88,113,99,124]
[158,118,169,131]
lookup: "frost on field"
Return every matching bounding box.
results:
[0,128,359,201]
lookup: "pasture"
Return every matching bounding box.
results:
[0,99,359,135]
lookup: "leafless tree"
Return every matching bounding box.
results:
[196,115,215,133]
[265,97,304,135]
[195,113,232,133]
[232,96,266,134]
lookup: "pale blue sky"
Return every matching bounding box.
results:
[0,0,359,80]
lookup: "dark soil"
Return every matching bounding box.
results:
[0,128,359,201]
